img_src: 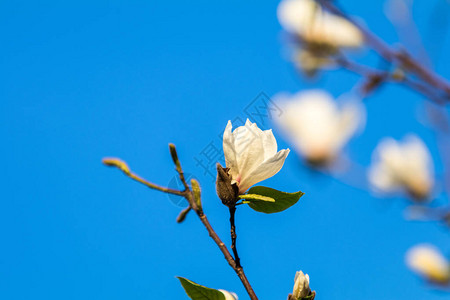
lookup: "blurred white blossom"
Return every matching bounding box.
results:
[406,244,450,284]
[292,271,311,299]
[223,119,290,194]
[368,135,434,200]
[277,0,364,48]
[219,289,239,300]
[274,90,364,165]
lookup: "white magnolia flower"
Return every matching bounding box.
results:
[219,289,239,300]
[368,135,434,200]
[223,119,290,194]
[292,271,311,299]
[274,90,364,165]
[277,0,363,48]
[406,244,450,283]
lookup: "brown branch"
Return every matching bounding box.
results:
[316,0,450,103]
[335,54,447,103]
[176,206,192,223]
[169,144,191,193]
[197,211,257,299]
[407,205,450,228]
[103,147,259,300]
[102,158,184,196]
[229,206,242,268]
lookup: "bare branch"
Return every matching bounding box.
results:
[229,206,242,268]
[102,158,184,196]
[103,148,259,300]
[316,0,450,103]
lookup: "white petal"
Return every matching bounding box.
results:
[277,0,317,35]
[262,129,278,160]
[277,0,363,48]
[274,91,336,157]
[368,162,397,192]
[232,119,266,181]
[406,244,450,282]
[332,100,365,152]
[292,271,310,298]
[219,290,238,300]
[274,90,364,162]
[223,120,239,179]
[222,120,289,192]
[318,13,364,47]
[238,149,290,193]
[368,135,434,198]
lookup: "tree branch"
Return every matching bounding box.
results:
[102,158,184,196]
[335,54,447,103]
[316,0,450,103]
[229,206,242,268]
[103,146,259,300]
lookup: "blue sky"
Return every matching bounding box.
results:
[1,0,450,299]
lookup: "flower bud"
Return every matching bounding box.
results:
[190,179,202,210]
[291,271,311,299]
[219,289,238,300]
[216,163,239,206]
[102,157,130,174]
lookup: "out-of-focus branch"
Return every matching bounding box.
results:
[316,0,450,103]
[406,205,450,227]
[335,54,446,103]
[103,146,259,300]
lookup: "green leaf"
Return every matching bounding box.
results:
[177,277,225,300]
[238,194,275,202]
[245,186,304,214]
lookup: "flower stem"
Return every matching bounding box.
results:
[229,205,242,268]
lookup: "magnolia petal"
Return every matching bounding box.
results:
[238,149,290,193]
[333,101,365,152]
[233,120,266,181]
[219,290,239,300]
[273,90,364,163]
[277,0,317,35]
[277,0,363,48]
[222,120,289,193]
[293,271,311,299]
[368,135,434,198]
[261,129,278,161]
[368,163,397,192]
[223,120,239,179]
[402,136,432,173]
[319,13,364,47]
[406,244,450,283]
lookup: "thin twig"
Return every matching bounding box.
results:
[176,206,192,223]
[102,158,184,196]
[197,211,257,299]
[126,172,186,196]
[335,54,447,103]
[229,206,242,268]
[169,144,191,193]
[316,0,450,102]
[103,148,259,300]
[168,145,258,300]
